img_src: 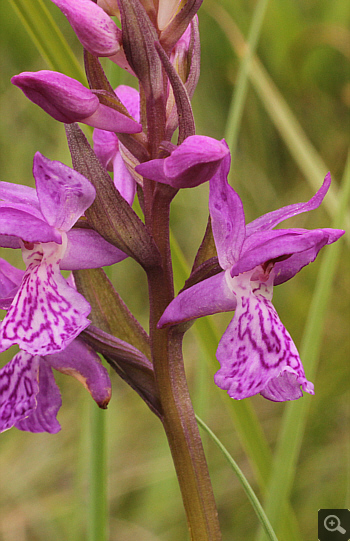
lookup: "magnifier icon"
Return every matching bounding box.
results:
[324,515,346,534]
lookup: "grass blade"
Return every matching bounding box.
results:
[196,414,279,541]
[205,2,349,232]
[224,0,270,162]
[88,400,108,541]
[8,0,85,82]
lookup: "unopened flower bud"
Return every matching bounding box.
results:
[136,136,229,188]
[52,0,121,56]
[12,71,142,133]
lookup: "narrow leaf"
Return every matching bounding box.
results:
[155,41,195,144]
[164,17,200,140]
[196,414,279,541]
[118,0,166,154]
[160,0,203,52]
[84,51,130,117]
[83,50,150,163]
[181,257,220,292]
[73,267,151,359]
[8,0,85,82]
[83,325,162,418]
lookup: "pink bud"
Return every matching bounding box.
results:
[12,71,99,123]
[52,0,121,56]
[136,136,230,188]
[12,71,142,134]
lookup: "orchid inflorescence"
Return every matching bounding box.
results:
[0,0,345,536]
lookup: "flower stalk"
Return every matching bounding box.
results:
[144,182,222,540]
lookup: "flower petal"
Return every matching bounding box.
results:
[83,102,142,133]
[112,151,136,205]
[0,206,62,244]
[0,240,91,356]
[260,369,314,402]
[13,71,142,133]
[164,136,229,187]
[15,359,62,433]
[231,228,342,278]
[209,152,246,269]
[246,173,331,235]
[116,85,140,121]
[158,271,237,328]
[0,351,39,433]
[136,135,229,188]
[92,128,118,171]
[214,272,314,401]
[33,152,96,231]
[273,228,345,284]
[0,181,39,209]
[92,86,139,173]
[47,337,111,408]
[136,157,167,183]
[0,259,24,309]
[61,229,127,270]
[0,234,21,249]
[12,71,100,123]
[52,0,121,56]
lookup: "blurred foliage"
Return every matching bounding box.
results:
[0,0,349,540]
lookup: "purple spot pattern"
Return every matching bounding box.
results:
[0,241,90,356]
[214,270,314,400]
[0,351,39,432]
[15,360,62,434]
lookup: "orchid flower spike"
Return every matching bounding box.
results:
[136,136,229,189]
[0,260,111,434]
[159,153,345,401]
[12,71,142,133]
[0,152,126,356]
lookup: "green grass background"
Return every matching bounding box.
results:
[0,0,349,539]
